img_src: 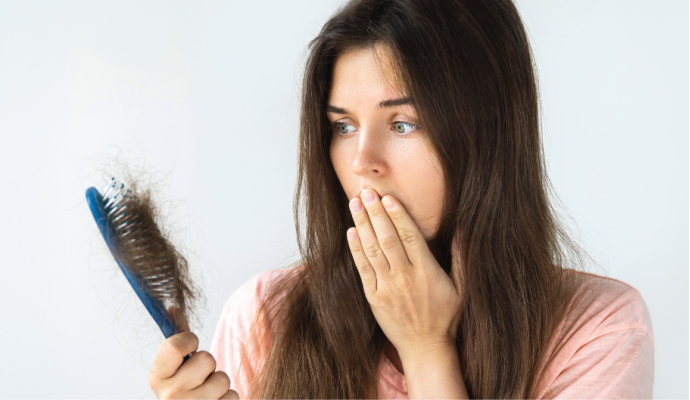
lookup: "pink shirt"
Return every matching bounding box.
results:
[210,266,654,399]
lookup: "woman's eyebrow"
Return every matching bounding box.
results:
[326,97,412,114]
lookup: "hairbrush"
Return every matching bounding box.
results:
[86,177,197,361]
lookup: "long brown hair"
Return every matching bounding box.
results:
[243,0,591,398]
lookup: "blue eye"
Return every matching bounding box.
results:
[392,121,417,135]
[331,121,418,136]
[333,122,356,135]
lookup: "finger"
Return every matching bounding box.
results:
[379,195,432,266]
[346,227,378,295]
[220,389,241,400]
[360,189,412,273]
[168,306,190,333]
[171,350,218,390]
[349,196,391,274]
[150,331,199,383]
[187,370,232,399]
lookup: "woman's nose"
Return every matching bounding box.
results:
[350,125,389,176]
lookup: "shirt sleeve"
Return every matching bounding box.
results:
[539,277,656,399]
[544,327,655,399]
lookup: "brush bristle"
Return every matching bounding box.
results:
[100,177,196,319]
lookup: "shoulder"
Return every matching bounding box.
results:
[217,264,304,336]
[209,265,305,398]
[563,270,654,342]
[534,270,655,398]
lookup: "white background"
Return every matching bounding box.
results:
[0,1,686,398]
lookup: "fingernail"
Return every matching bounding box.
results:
[382,196,394,210]
[362,190,375,205]
[347,228,358,241]
[350,198,363,213]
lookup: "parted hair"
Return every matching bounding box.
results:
[239,0,590,398]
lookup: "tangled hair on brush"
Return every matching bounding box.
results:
[110,177,201,323]
[93,153,204,330]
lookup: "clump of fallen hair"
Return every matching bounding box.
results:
[107,175,201,327]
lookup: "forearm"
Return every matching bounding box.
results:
[401,344,469,399]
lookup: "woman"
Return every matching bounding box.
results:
[149,0,654,398]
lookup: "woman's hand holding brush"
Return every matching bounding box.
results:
[149,306,239,400]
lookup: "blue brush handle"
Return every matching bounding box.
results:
[86,186,192,363]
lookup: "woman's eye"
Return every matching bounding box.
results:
[332,121,418,136]
[334,122,356,135]
[393,121,417,135]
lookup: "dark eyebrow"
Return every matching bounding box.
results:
[326,97,412,115]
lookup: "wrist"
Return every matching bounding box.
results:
[400,341,468,399]
[399,340,459,372]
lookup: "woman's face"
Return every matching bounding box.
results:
[328,45,445,240]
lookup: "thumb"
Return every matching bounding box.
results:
[167,305,190,333]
